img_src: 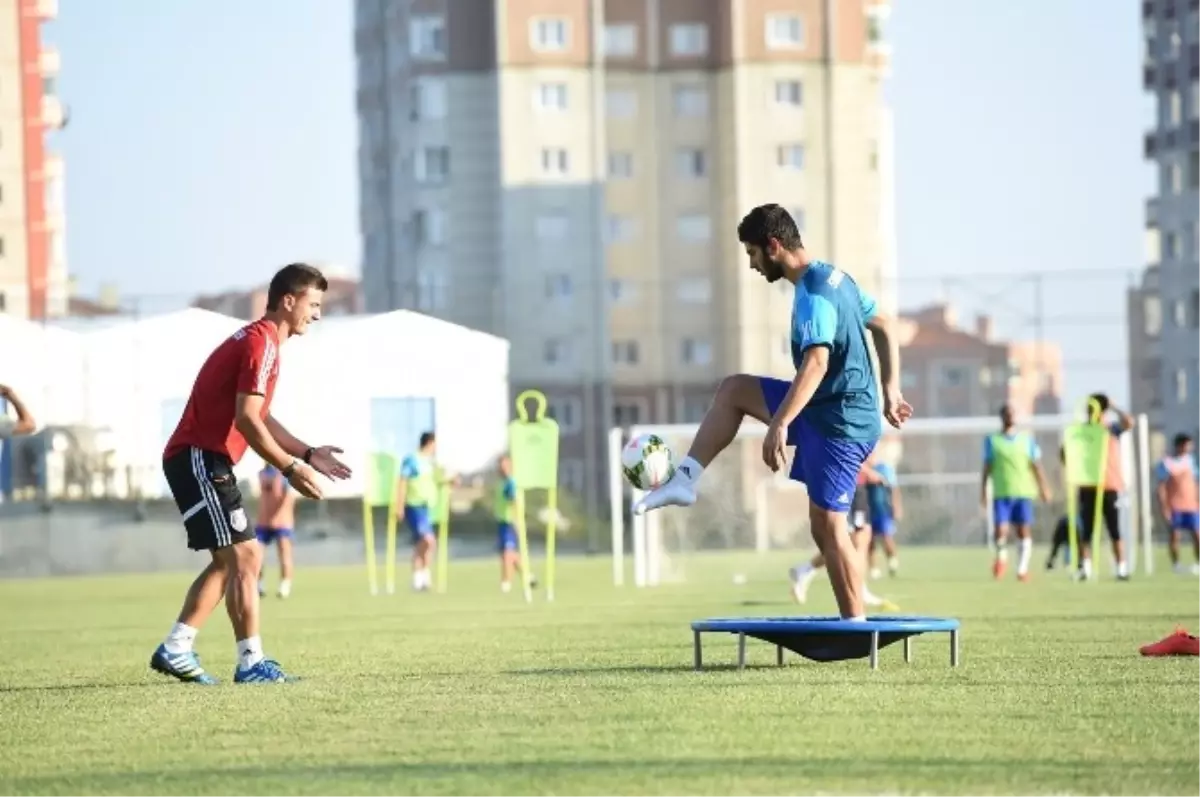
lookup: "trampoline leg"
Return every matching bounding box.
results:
[903,636,912,664]
[737,632,746,670]
[693,631,702,671]
[776,645,784,667]
[950,629,960,667]
[869,631,879,670]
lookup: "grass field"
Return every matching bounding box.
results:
[0,548,1197,795]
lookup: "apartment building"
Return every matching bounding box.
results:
[0,0,66,320]
[1129,0,1200,455]
[192,275,363,320]
[355,0,895,516]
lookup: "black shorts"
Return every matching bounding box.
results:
[163,447,254,551]
[1078,487,1121,544]
[850,487,869,531]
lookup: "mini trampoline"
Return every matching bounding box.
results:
[690,616,961,671]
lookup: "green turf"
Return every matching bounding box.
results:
[0,548,1197,795]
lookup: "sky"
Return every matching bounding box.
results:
[48,0,1145,405]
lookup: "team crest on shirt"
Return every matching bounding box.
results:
[230,508,248,532]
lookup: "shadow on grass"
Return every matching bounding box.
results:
[2,754,1182,794]
[506,664,779,676]
[0,680,179,694]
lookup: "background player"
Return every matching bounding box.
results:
[865,447,902,579]
[494,454,536,593]
[152,263,351,685]
[398,431,438,592]
[981,404,1052,581]
[256,463,296,598]
[1075,393,1132,580]
[0,383,36,439]
[1155,432,1199,575]
[635,204,911,621]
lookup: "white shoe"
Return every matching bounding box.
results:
[277,580,292,599]
[788,566,815,604]
[633,471,697,516]
[869,567,882,580]
[1191,564,1200,576]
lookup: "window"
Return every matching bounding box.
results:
[940,365,967,387]
[1184,220,1198,259]
[409,16,446,60]
[1177,368,1189,403]
[1165,230,1180,258]
[1191,289,1200,328]
[1145,294,1163,336]
[774,80,802,107]
[531,18,569,52]
[606,88,637,118]
[536,212,569,241]
[545,274,573,301]
[546,398,582,434]
[1166,160,1183,194]
[607,215,638,243]
[675,147,707,178]
[608,151,634,178]
[411,208,445,247]
[416,269,448,311]
[681,395,709,423]
[777,144,805,170]
[612,400,643,426]
[609,278,637,305]
[410,78,447,120]
[672,85,708,117]
[669,23,708,56]
[543,338,575,366]
[676,214,712,241]
[604,24,637,57]
[676,276,712,303]
[766,14,804,49]
[558,459,584,490]
[414,146,450,183]
[539,147,570,177]
[534,82,568,112]
[1170,90,1182,125]
[611,341,639,366]
[1191,80,1199,119]
[681,338,712,366]
[1174,298,1188,326]
[1189,150,1199,189]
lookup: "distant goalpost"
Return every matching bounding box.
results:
[607,413,1155,587]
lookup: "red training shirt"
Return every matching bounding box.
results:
[163,318,281,464]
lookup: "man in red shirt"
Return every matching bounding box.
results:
[151,263,351,685]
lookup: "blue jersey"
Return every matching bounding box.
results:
[866,461,896,517]
[790,261,881,441]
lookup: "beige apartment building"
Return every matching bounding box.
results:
[355,0,895,517]
[0,0,66,320]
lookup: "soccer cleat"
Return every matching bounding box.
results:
[257,581,266,597]
[1017,572,1031,583]
[788,566,816,604]
[992,559,1007,579]
[1139,627,1200,657]
[877,598,901,612]
[149,644,218,685]
[277,580,292,599]
[234,658,296,683]
[869,567,882,580]
[632,471,697,516]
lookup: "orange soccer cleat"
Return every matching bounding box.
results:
[992,559,1007,579]
[1139,627,1200,657]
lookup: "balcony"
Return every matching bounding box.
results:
[1147,196,1160,227]
[36,0,56,21]
[1144,65,1155,90]
[39,46,59,77]
[1145,130,1158,158]
[1143,0,1154,18]
[41,95,66,129]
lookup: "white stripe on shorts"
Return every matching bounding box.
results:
[190,447,231,548]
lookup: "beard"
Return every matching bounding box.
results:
[763,256,785,283]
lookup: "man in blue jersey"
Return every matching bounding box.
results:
[635,204,911,620]
[864,446,903,579]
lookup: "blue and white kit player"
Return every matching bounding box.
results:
[634,204,912,620]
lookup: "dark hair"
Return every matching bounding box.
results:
[419,431,436,448]
[266,263,328,311]
[1175,432,1193,448]
[1088,393,1110,413]
[736,204,803,251]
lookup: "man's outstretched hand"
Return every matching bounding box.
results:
[883,387,913,429]
[310,446,352,480]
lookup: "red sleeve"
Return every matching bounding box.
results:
[235,331,273,396]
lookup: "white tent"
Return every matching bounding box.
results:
[9,309,510,499]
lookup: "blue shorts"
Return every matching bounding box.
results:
[759,377,876,513]
[255,526,293,545]
[992,497,1034,527]
[404,505,435,543]
[498,522,518,552]
[870,513,895,536]
[1171,511,1200,533]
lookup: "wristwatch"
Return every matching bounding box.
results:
[281,458,300,477]
[303,447,315,464]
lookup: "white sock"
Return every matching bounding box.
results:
[996,546,1009,563]
[845,615,867,622]
[1017,538,1032,574]
[862,585,882,607]
[236,636,264,670]
[163,622,198,655]
[887,556,899,572]
[278,579,292,597]
[1116,559,1128,577]
[501,581,511,593]
[676,456,704,484]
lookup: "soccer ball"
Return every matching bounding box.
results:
[621,433,675,491]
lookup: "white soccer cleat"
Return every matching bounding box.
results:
[788,566,816,604]
[632,471,697,515]
[277,579,292,599]
[869,567,882,580]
